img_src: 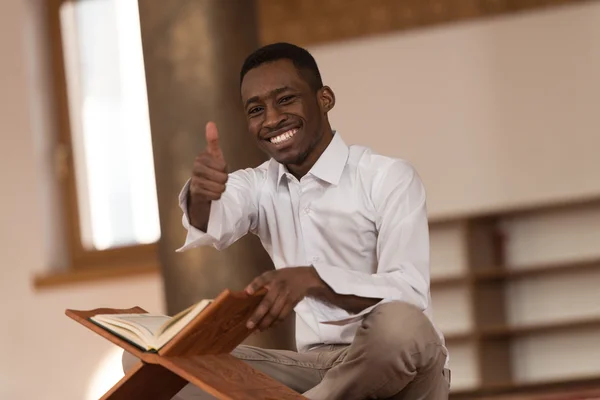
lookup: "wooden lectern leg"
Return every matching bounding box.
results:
[160,354,306,400]
[100,361,188,400]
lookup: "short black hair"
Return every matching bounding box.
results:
[240,42,323,91]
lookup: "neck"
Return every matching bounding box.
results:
[286,126,334,179]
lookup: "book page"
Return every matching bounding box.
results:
[94,313,171,341]
[157,303,196,334]
[151,300,213,350]
[92,299,213,351]
[98,322,151,350]
[112,314,172,337]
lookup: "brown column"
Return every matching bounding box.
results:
[138,0,294,350]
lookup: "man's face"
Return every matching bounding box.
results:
[240,59,327,165]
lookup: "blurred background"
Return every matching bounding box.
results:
[1,0,599,399]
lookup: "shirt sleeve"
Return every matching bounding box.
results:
[311,161,431,323]
[176,168,262,252]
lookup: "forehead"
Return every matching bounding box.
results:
[241,59,309,102]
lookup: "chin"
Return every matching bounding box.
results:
[272,151,305,165]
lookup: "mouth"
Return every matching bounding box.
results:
[266,127,299,146]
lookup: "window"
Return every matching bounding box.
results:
[48,0,160,271]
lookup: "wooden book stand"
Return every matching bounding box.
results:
[66,289,306,400]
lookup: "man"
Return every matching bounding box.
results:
[125,42,449,399]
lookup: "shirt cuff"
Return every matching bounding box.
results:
[176,180,224,252]
[310,263,414,325]
[312,263,400,299]
[310,263,386,324]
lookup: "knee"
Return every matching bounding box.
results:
[121,350,140,374]
[361,301,440,359]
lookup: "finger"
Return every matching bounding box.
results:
[274,302,295,326]
[194,153,227,175]
[191,176,226,194]
[257,293,287,331]
[245,271,273,295]
[247,288,278,330]
[205,121,224,161]
[189,186,223,202]
[192,161,228,184]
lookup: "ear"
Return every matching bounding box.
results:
[318,86,336,113]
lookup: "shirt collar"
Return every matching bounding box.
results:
[277,132,349,186]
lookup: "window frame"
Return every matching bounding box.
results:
[45,0,159,273]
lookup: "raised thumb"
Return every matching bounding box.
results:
[205,121,224,160]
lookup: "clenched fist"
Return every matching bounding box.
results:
[188,122,228,231]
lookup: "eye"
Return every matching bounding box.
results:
[248,106,263,116]
[278,95,294,104]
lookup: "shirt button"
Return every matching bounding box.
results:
[304,207,311,214]
[312,256,320,262]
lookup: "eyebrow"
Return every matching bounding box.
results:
[245,86,292,108]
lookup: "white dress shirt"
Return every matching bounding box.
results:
[177,132,446,358]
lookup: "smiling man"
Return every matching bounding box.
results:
[177,42,449,399]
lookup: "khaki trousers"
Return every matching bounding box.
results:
[123,301,450,400]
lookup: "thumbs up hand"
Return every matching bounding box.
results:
[190,122,228,203]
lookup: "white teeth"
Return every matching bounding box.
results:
[270,128,298,144]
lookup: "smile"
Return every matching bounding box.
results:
[269,128,298,144]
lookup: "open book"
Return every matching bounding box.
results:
[90,299,213,351]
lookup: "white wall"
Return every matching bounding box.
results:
[311,1,600,221]
[0,1,164,399]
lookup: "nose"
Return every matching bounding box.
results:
[263,105,287,129]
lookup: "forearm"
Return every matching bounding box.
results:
[187,194,212,232]
[307,269,381,314]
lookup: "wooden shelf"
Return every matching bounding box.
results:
[429,194,600,225]
[428,197,600,396]
[431,274,468,288]
[475,258,600,281]
[450,375,600,399]
[481,317,600,338]
[443,331,474,343]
